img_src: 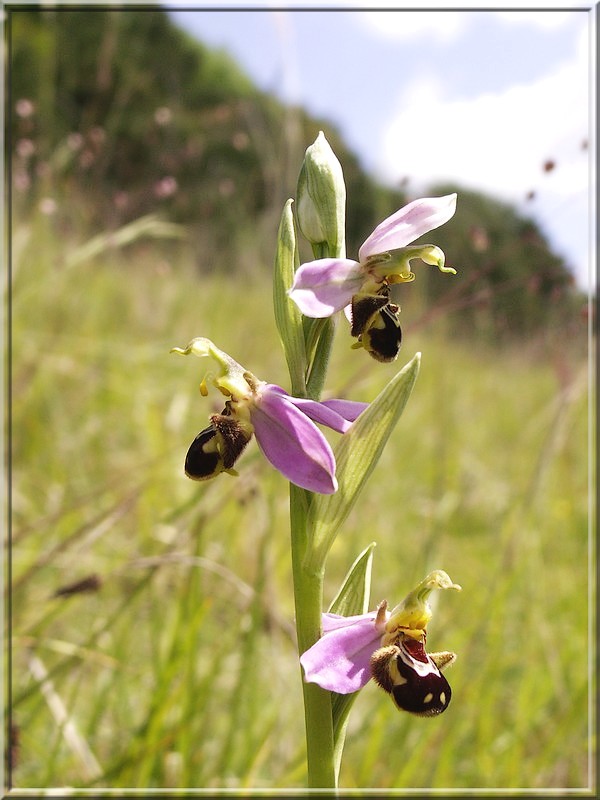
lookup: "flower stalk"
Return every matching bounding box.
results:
[284,134,347,787]
[276,135,432,787]
[172,131,458,789]
[289,484,336,788]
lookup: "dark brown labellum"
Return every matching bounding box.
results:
[351,289,390,338]
[185,408,252,481]
[350,283,402,363]
[362,304,402,363]
[185,424,221,479]
[370,635,452,717]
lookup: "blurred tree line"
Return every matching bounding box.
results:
[9,7,587,340]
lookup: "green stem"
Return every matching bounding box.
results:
[289,484,336,789]
[306,317,336,400]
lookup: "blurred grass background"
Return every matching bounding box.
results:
[8,7,594,794]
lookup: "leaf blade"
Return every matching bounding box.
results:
[306,352,421,571]
[273,199,307,395]
[328,541,376,616]
[328,542,376,781]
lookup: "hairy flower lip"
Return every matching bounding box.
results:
[288,194,457,319]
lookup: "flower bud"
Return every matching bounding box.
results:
[296,131,346,257]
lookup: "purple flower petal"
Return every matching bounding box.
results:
[251,388,337,494]
[319,398,368,425]
[321,611,378,632]
[300,612,383,693]
[288,258,364,317]
[358,194,457,262]
[265,386,367,434]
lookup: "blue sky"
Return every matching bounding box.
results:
[167,3,594,290]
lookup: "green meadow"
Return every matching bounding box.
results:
[10,207,593,792]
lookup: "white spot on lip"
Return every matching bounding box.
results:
[423,692,433,704]
[440,692,446,705]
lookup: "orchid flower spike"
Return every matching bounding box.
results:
[289,194,457,362]
[170,337,368,494]
[300,570,461,716]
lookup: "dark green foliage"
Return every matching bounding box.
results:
[9,7,585,336]
[10,8,275,248]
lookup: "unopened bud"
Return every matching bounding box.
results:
[296,131,346,257]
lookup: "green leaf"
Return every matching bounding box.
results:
[328,542,376,781]
[273,199,307,396]
[305,352,421,572]
[332,691,359,783]
[328,541,376,616]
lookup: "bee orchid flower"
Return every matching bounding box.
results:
[171,337,368,494]
[289,194,457,362]
[300,570,461,715]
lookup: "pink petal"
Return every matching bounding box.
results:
[358,194,457,261]
[265,386,367,434]
[321,611,378,632]
[288,258,364,316]
[251,389,337,494]
[319,398,368,425]
[300,613,382,694]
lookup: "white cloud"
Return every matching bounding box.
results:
[376,30,592,287]
[360,10,467,43]
[360,7,585,43]
[495,11,581,30]
[380,60,589,199]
